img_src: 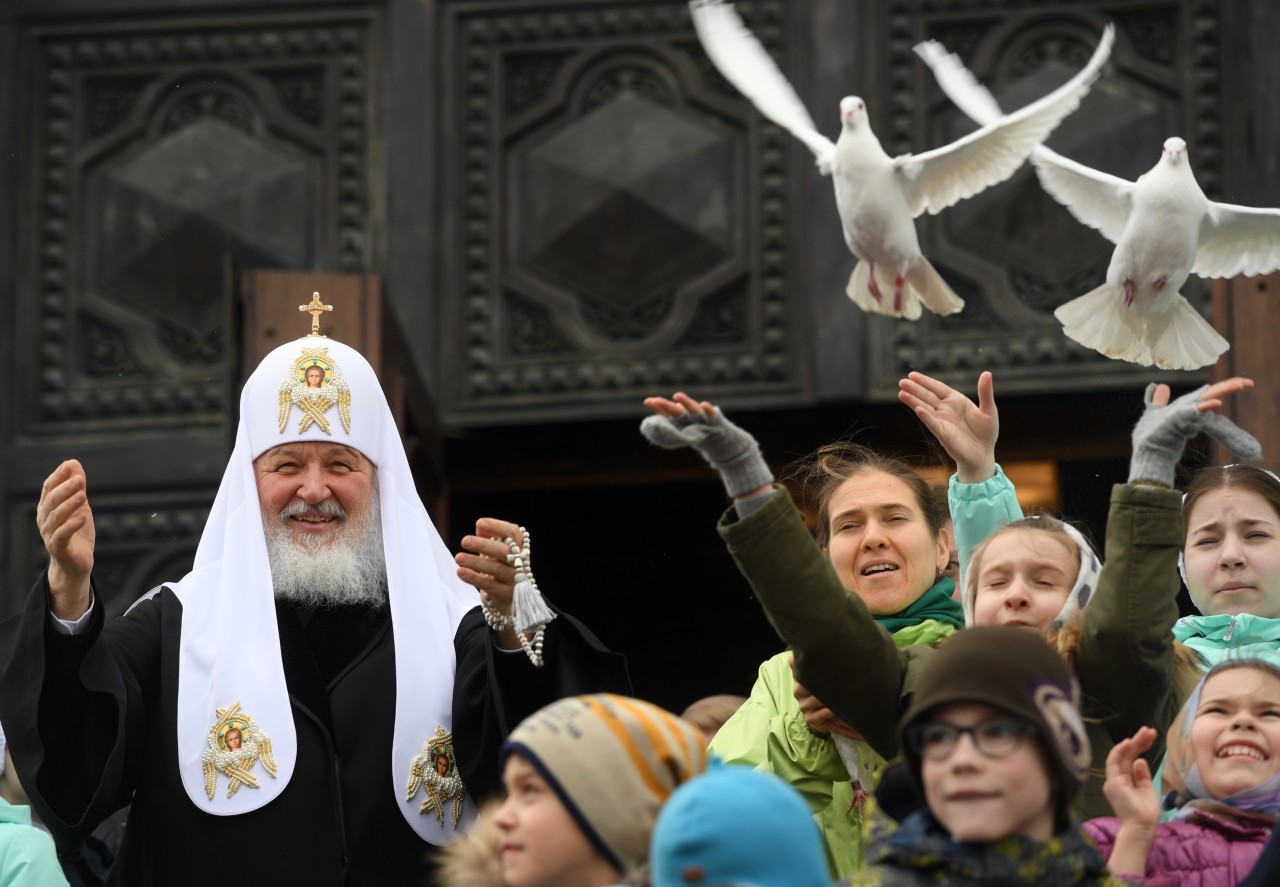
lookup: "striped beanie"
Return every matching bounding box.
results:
[501,694,708,874]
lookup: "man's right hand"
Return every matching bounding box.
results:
[37,460,94,620]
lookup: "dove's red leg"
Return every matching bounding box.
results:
[893,275,905,314]
[867,263,883,303]
[1123,280,1135,308]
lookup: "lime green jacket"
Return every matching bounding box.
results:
[709,618,956,880]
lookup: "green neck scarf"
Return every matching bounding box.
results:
[873,577,964,634]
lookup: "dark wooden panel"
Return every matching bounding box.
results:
[13,8,378,443]
[1211,274,1280,468]
[436,0,812,425]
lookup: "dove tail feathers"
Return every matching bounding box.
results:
[1054,286,1229,370]
[1147,296,1230,370]
[1056,284,1154,365]
[905,257,965,317]
[845,259,964,320]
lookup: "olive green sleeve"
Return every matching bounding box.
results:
[1074,483,1185,754]
[717,487,910,758]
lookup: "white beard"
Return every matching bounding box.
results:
[263,482,388,608]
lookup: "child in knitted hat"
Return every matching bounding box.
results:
[438,693,707,887]
[650,762,829,887]
[855,625,1129,886]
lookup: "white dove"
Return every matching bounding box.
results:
[915,39,1280,370]
[689,0,1114,320]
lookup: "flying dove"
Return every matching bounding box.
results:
[916,38,1280,370]
[689,0,1114,320]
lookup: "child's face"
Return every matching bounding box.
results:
[920,702,1056,844]
[1184,487,1280,618]
[1191,668,1280,800]
[972,529,1078,633]
[494,754,619,887]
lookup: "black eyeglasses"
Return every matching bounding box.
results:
[906,718,1035,760]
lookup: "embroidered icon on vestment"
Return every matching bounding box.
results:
[201,701,279,800]
[406,726,467,827]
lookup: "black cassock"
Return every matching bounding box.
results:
[0,579,630,886]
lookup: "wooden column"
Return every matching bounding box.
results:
[1211,274,1280,467]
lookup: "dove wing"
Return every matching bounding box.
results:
[912,39,1004,127]
[897,24,1114,217]
[689,0,836,171]
[1029,146,1135,244]
[1192,202,1280,279]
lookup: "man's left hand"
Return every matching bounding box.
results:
[456,518,529,650]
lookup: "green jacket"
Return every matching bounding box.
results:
[709,618,956,880]
[718,480,1188,818]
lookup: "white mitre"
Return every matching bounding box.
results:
[166,333,478,843]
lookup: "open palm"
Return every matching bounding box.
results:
[898,371,999,482]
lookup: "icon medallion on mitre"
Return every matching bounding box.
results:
[277,345,352,434]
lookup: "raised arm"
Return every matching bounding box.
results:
[898,371,1022,588]
[36,460,95,621]
[1075,378,1260,749]
[640,394,911,758]
[640,392,773,502]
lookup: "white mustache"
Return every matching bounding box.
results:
[278,498,346,521]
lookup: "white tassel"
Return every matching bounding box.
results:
[506,528,557,636]
[512,577,556,635]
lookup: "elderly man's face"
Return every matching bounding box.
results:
[254,443,374,547]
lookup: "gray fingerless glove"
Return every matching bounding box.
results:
[640,410,774,497]
[1129,383,1263,486]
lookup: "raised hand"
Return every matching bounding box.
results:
[898,371,999,483]
[36,460,95,620]
[1103,725,1161,827]
[1102,726,1161,877]
[640,392,773,499]
[455,518,525,614]
[1130,376,1259,487]
[455,518,528,650]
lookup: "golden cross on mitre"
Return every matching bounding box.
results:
[299,291,333,337]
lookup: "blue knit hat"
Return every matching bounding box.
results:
[650,761,828,887]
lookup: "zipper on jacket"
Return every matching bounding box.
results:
[1224,618,1238,642]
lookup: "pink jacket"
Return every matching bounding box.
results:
[1085,810,1271,887]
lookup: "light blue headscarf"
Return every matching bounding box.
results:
[1162,659,1280,823]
